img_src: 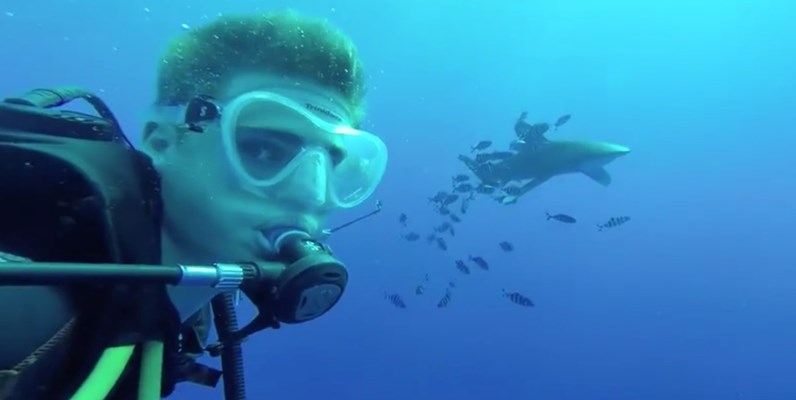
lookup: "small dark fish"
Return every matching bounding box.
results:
[426,233,437,243]
[429,191,447,203]
[514,111,531,137]
[435,222,455,236]
[498,241,514,252]
[385,292,407,308]
[470,140,492,153]
[460,199,470,215]
[434,222,453,233]
[415,273,429,295]
[468,255,489,271]
[554,114,571,129]
[435,237,448,251]
[437,289,452,308]
[438,207,451,216]
[502,185,523,197]
[546,212,576,224]
[450,214,462,223]
[598,216,631,231]
[531,123,550,136]
[448,280,457,289]
[398,213,408,227]
[437,222,456,236]
[453,183,474,193]
[502,289,534,307]
[452,174,470,182]
[443,194,460,205]
[475,183,496,194]
[402,232,420,241]
[455,259,470,275]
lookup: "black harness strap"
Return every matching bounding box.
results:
[0,319,75,399]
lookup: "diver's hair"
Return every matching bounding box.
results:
[155,10,366,123]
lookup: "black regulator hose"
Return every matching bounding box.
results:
[211,292,247,400]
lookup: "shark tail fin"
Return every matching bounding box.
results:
[545,212,552,220]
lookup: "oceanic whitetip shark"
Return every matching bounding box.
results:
[460,139,631,204]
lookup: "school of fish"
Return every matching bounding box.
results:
[387,112,632,311]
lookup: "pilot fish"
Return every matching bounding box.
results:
[385,292,407,308]
[502,289,534,307]
[455,259,471,275]
[598,216,631,231]
[437,289,452,308]
[468,255,490,271]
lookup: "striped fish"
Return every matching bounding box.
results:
[502,289,534,307]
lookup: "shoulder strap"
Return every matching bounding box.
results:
[0,319,76,399]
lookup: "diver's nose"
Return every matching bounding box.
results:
[279,152,328,208]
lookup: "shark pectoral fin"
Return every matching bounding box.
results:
[460,155,503,185]
[518,176,550,195]
[459,155,481,176]
[581,165,612,186]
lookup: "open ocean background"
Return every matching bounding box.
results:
[1,0,794,399]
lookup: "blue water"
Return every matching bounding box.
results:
[2,0,795,399]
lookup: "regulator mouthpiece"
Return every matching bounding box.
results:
[271,229,348,323]
[241,227,348,331]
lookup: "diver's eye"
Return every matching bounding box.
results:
[327,146,346,167]
[239,138,289,163]
[236,128,303,168]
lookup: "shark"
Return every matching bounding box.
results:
[460,139,631,204]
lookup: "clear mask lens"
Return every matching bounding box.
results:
[221,92,387,209]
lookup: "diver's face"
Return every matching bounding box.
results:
[146,74,352,263]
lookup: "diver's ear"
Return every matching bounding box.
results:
[141,122,180,165]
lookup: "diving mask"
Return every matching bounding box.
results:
[158,90,388,209]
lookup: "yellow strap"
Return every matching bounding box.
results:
[137,341,164,400]
[69,345,135,400]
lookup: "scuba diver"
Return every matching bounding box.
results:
[509,111,551,154]
[0,11,386,400]
[461,111,554,185]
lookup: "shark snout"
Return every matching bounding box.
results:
[606,143,631,156]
